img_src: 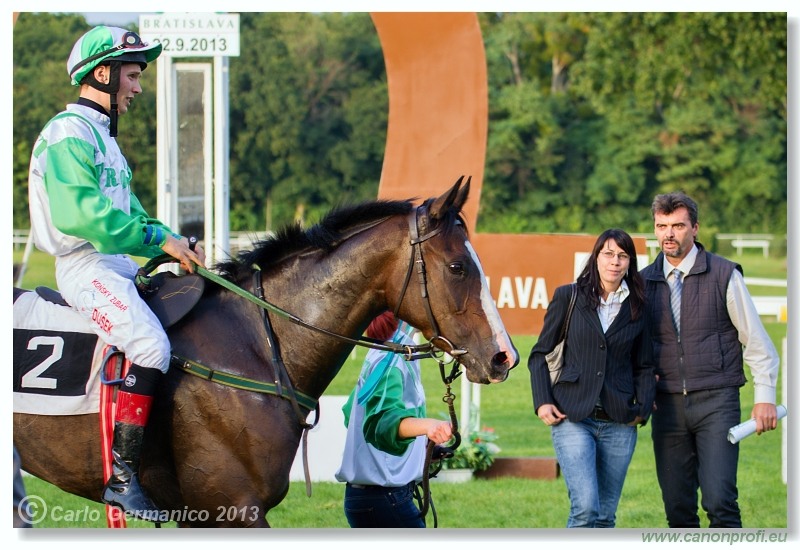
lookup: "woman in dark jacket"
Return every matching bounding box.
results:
[528,228,656,528]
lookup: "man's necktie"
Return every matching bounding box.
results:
[670,268,683,335]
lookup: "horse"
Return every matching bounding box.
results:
[13,177,519,527]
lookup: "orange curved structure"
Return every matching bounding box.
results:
[371,13,642,335]
[371,12,486,232]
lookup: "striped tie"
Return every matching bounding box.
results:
[670,268,683,335]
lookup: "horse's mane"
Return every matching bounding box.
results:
[214,198,416,282]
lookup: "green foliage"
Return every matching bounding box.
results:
[228,13,386,230]
[438,426,500,472]
[12,12,786,237]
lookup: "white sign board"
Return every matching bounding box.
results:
[139,13,240,57]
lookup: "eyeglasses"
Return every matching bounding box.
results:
[600,250,630,261]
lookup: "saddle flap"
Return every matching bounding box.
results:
[141,272,205,329]
[35,286,69,306]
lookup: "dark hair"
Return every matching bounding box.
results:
[651,191,699,227]
[576,228,646,320]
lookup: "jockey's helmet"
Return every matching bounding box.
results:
[67,26,162,87]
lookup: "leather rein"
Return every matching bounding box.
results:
[150,204,465,510]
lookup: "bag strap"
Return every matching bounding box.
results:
[557,283,578,343]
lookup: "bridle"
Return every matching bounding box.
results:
[144,202,466,510]
[157,203,471,367]
[393,203,468,362]
[390,203,467,526]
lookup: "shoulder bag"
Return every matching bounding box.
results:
[545,283,577,385]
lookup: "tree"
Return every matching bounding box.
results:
[568,12,786,234]
[228,13,386,230]
[12,12,786,239]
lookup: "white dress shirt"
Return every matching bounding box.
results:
[598,279,630,333]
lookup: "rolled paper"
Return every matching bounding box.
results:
[727,405,787,444]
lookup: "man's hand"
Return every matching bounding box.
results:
[161,235,206,273]
[752,402,778,435]
[627,415,645,427]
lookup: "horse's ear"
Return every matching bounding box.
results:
[429,175,470,220]
[453,176,471,212]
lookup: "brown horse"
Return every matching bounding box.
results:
[13,178,518,527]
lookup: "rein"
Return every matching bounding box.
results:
[140,204,465,510]
[208,266,442,359]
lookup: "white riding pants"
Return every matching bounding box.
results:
[55,247,171,373]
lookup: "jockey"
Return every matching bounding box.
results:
[27,26,206,519]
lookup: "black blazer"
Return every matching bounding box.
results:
[528,283,656,424]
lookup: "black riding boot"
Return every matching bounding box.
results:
[101,366,162,520]
[102,422,161,519]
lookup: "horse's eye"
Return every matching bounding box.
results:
[448,262,465,276]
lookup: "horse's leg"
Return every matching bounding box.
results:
[167,379,299,527]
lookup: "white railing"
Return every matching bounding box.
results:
[13,228,30,250]
[745,278,787,321]
[717,233,775,258]
[630,233,661,258]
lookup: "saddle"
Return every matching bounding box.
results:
[33,271,205,329]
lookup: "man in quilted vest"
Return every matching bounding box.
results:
[640,191,779,527]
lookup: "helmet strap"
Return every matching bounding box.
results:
[84,62,122,137]
[109,94,119,138]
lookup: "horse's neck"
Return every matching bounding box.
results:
[260,234,401,396]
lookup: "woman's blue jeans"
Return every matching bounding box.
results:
[551,416,638,527]
[343,481,424,528]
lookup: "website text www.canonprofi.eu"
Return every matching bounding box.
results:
[642,530,787,545]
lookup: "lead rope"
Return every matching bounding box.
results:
[418,359,462,527]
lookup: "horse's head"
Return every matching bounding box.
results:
[388,176,519,384]
[212,177,517,388]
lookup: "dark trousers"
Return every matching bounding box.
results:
[651,387,742,527]
[344,482,424,528]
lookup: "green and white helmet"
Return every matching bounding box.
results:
[67,26,162,136]
[67,26,162,86]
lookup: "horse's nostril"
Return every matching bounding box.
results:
[492,350,519,371]
[492,352,510,369]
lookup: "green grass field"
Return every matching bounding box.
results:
[13,248,789,529]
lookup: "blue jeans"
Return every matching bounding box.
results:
[651,388,742,527]
[551,416,638,527]
[343,482,425,528]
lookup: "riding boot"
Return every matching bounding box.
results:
[101,365,162,520]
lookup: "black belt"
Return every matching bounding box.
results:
[591,406,613,422]
[348,483,379,490]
